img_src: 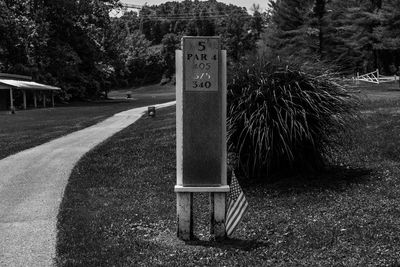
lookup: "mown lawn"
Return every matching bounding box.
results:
[0,84,174,160]
[56,87,400,266]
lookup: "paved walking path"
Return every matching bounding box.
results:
[0,101,175,266]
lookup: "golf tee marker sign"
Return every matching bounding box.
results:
[176,36,227,187]
[175,36,228,241]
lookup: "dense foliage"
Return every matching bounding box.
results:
[227,59,358,179]
[0,0,120,99]
[266,0,400,74]
[138,0,262,59]
[0,0,263,98]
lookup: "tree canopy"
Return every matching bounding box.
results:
[266,0,400,74]
[0,0,263,98]
[0,0,121,98]
[4,0,399,97]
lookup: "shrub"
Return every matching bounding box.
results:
[227,59,358,180]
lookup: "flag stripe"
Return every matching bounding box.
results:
[226,203,248,235]
[226,201,248,235]
[226,193,244,216]
[226,196,247,228]
[226,193,245,219]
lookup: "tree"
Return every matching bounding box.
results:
[1,0,265,97]
[161,33,180,80]
[265,0,400,74]
[137,0,262,61]
[373,0,400,73]
[267,0,315,60]
[0,0,40,74]
[0,0,120,98]
[312,0,327,58]
[249,4,264,38]
[222,11,257,60]
[318,0,364,71]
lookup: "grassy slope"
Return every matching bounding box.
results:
[0,84,174,160]
[56,107,177,266]
[56,94,400,265]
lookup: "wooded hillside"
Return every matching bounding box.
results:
[1,0,400,98]
[0,0,262,98]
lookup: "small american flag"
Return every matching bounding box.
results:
[226,170,248,236]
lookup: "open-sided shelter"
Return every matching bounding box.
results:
[0,73,61,111]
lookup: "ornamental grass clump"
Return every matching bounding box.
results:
[227,60,358,179]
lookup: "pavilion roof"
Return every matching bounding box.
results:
[0,79,61,91]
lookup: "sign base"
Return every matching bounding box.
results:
[177,192,193,240]
[176,189,228,241]
[210,192,226,240]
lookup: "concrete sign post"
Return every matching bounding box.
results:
[175,36,229,240]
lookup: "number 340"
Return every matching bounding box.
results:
[193,81,211,88]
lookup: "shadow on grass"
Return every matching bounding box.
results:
[242,166,373,194]
[186,237,269,251]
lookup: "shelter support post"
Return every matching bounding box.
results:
[22,90,27,109]
[43,91,46,108]
[9,88,14,111]
[33,91,37,108]
[51,91,55,107]
[177,192,193,241]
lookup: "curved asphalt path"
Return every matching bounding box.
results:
[0,101,176,266]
